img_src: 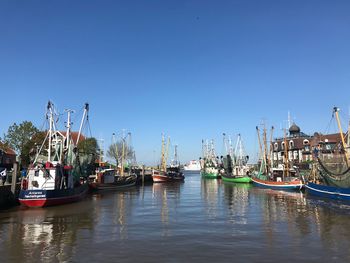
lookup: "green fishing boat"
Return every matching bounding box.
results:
[221,174,252,183]
[200,139,219,179]
[201,171,219,179]
[221,134,251,183]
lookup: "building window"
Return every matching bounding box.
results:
[289,140,294,149]
[305,145,310,152]
[281,142,285,150]
[303,139,309,145]
[293,150,298,160]
[274,143,278,151]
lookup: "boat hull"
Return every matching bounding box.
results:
[221,175,252,183]
[152,174,184,183]
[19,183,89,208]
[251,177,303,190]
[305,182,350,200]
[201,172,219,179]
[90,181,136,191]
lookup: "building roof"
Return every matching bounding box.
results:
[0,142,16,155]
[289,123,301,134]
[311,133,342,146]
[59,131,86,145]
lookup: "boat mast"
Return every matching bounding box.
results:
[283,128,289,180]
[47,101,53,163]
[201,139,204,159]
[121,135,125,176]
[256,126,265,173]
[76,103,89,145]
[64,109,73,164]
[334,107,349,163]
[263,124,269,175]
[269,126,274,168]
[222,133,228,156]
[173,144,178,166]
[228,135,233,158]
[234,134,242,167]
[165,136,170,170]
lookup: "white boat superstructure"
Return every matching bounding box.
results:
[183,160,201,171]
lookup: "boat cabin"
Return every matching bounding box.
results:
[26,162,74,190]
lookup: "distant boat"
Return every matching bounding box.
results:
[200,140,220,179]
[152,169,184,183]
[251,125,303,190]
[221,134,252,183]
[152,136,184,183]
[90,131,138,190]
[305,107,350,200]
[89,168,137,190]
[183,160,201,171]
[19,102,90,208]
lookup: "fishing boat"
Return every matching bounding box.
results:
[152,136,184,183]
[200,140,219,179]
[19,102,91,207]
[252,125,303,190]
[89,132,137,190]
[222,134,252,183]
[304,107,350,200]
[183,160,201,172]
[89,168,137,190]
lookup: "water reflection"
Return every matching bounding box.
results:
[201,178,221,220]
[2,177,350,262]
[0,201,94,263]
[222,182,252,226]
[152,183,182,237]
[92,189,138,241]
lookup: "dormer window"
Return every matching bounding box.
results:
[274,143,278,151]
[281,142,285,150]
[303,139,309,145]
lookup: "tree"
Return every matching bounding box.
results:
[107,141,134,166]
[77,137,99,176]
[21,131,47,167]
[4,121,39,165]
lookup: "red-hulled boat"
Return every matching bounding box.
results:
[152,137,185,183]
[251,176,303,190]
[152,169,184,183]
[19,101,91,208]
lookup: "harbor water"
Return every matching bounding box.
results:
[1,172,350,262]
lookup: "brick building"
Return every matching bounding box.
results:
[271,123,342,167]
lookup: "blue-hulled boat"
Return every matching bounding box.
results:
[303,107,350,201]
[305,182,350,200]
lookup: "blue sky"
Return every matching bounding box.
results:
[1,0,350,164]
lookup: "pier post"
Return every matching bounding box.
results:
[11,162,18,194]
[142,165,145,185]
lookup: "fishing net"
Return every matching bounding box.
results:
[317,154,350,188]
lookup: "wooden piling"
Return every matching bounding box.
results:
[142,165,145,185]
[11,162,18,194]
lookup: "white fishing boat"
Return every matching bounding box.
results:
[19,102,91,208]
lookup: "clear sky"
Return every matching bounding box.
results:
[1,0,350,164]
